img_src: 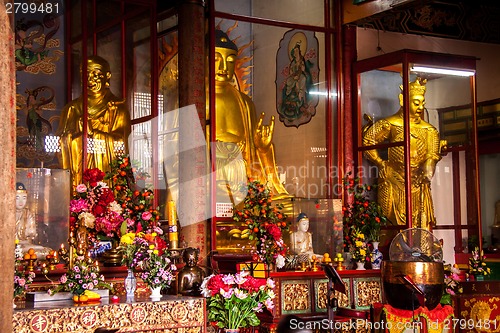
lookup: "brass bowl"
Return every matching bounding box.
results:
[381,261,444,310]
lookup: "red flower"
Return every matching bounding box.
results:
[240,275,266,293]
[155,237,168,255]
[266,224,282,240]
[99,188,115,205]
[83,168,105,186]
[92,204,107,217]
[205,275,228,296]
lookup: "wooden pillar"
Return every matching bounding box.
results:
[342,25,357,175]
[0,3,16,330]
[177,0,209,262]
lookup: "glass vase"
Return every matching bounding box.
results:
[124,269,137,297]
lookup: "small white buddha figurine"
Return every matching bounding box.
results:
[15,182,52,258]
[290,213,322,260]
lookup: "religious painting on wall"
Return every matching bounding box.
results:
[276,29,320,128]
[14,1,66,168]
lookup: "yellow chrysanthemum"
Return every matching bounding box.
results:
[360,249,366,256]
[153,249,159,255]
[149,244,155,250]
[120,232,136,245]
[355,241,363,247]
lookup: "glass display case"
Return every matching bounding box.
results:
[214,197,343,258]
[353,49,479,263]
[16,168,70,255]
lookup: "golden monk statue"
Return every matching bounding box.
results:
[362,77,445,229]
[57,55,131,187]
[215,30,288,203]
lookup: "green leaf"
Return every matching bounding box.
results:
[120,221,128,236]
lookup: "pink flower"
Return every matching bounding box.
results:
[70,199,88,213]
[76,184,87,193]
[142,211,152,221]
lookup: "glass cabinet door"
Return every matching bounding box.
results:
[353,50,478,264]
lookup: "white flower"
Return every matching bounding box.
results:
[97,181,108,188]
[78,212,96,228]
[276,254,285,269]
[234,288,248,299]
[266,278,275,289]
[108,201,123,214]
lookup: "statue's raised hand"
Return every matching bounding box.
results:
[254,112,274,151]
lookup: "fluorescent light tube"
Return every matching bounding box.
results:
[411,66,475,77]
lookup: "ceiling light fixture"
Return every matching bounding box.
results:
[411,65,475,77]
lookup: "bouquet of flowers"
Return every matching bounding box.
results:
[201,271,276,329]
[49,255,112,296]
[118,230,175,289]
[350,228,370,263]
[468,247,491,277]
[342,172,387,248]
[139,251,177,290]
[14,242,35,298]
[105,155,161,235]
[233,179,288,268]
[70,168,124,240]
[441,264,463,305]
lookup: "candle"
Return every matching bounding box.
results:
[167,200,178,248]
[167,200,176,225]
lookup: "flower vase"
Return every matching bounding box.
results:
[223,329,240,333]
[124,269,137,297]
[266,262,276,275]
[103,240,122,267]
[150,286,162,299]
[371,241,383,269]
[356,261,366,270]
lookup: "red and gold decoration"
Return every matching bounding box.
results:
[13,297,205,332]
[382,304,454,333]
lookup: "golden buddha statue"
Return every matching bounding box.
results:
[214,30,288,203]
[362,77,445,229]
[57,55,131,187]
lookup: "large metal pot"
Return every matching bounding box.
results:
[381,261,444,310]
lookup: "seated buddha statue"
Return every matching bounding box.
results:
[177,247,206,296]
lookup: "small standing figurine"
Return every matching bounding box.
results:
[177,247,206,296]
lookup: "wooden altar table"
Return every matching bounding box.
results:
[13,295,206,333]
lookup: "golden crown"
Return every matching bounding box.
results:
[400,77,427,95]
